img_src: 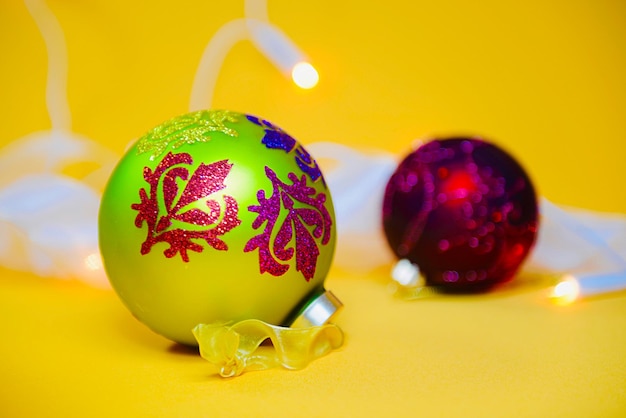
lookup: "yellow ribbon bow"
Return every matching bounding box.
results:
[192,320,344,377]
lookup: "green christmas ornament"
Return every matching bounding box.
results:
[99,110,339,346]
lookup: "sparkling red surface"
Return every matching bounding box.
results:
[382,138,539,292]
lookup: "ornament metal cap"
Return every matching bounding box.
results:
[290,290,343,328]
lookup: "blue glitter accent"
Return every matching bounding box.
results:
[263,129,296,152]
[247,114,324,184]
[295,146,322,183]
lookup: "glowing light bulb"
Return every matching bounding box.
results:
[84,252,103,271]
[291,62,319,89]
[391,258,421,287]
[550,275,580,305]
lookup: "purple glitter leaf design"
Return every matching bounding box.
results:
[244,166,332,281]
[294,207,326,238]
[243,188,291,277]
[293,218,319,281]
[246,115,324,184]
[131,152,241,262]
[274,205,295,262]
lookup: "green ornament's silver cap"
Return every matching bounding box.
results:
[290,290,343,328]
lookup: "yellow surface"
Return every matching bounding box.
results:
[2,269,626,417]
[1,0,626,417]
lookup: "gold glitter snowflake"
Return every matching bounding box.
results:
[137,110,240,160]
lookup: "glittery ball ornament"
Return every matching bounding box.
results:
[382,138,539,292]
[99,110,338,345]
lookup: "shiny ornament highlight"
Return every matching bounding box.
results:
[382,138,539,292]
[99,110,337,345]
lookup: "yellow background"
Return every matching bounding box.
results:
[1,0,625,417]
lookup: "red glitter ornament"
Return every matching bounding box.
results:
[382,138,539,292]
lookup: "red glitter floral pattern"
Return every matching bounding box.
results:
[244,166,332,281]
[132,151,241,262]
